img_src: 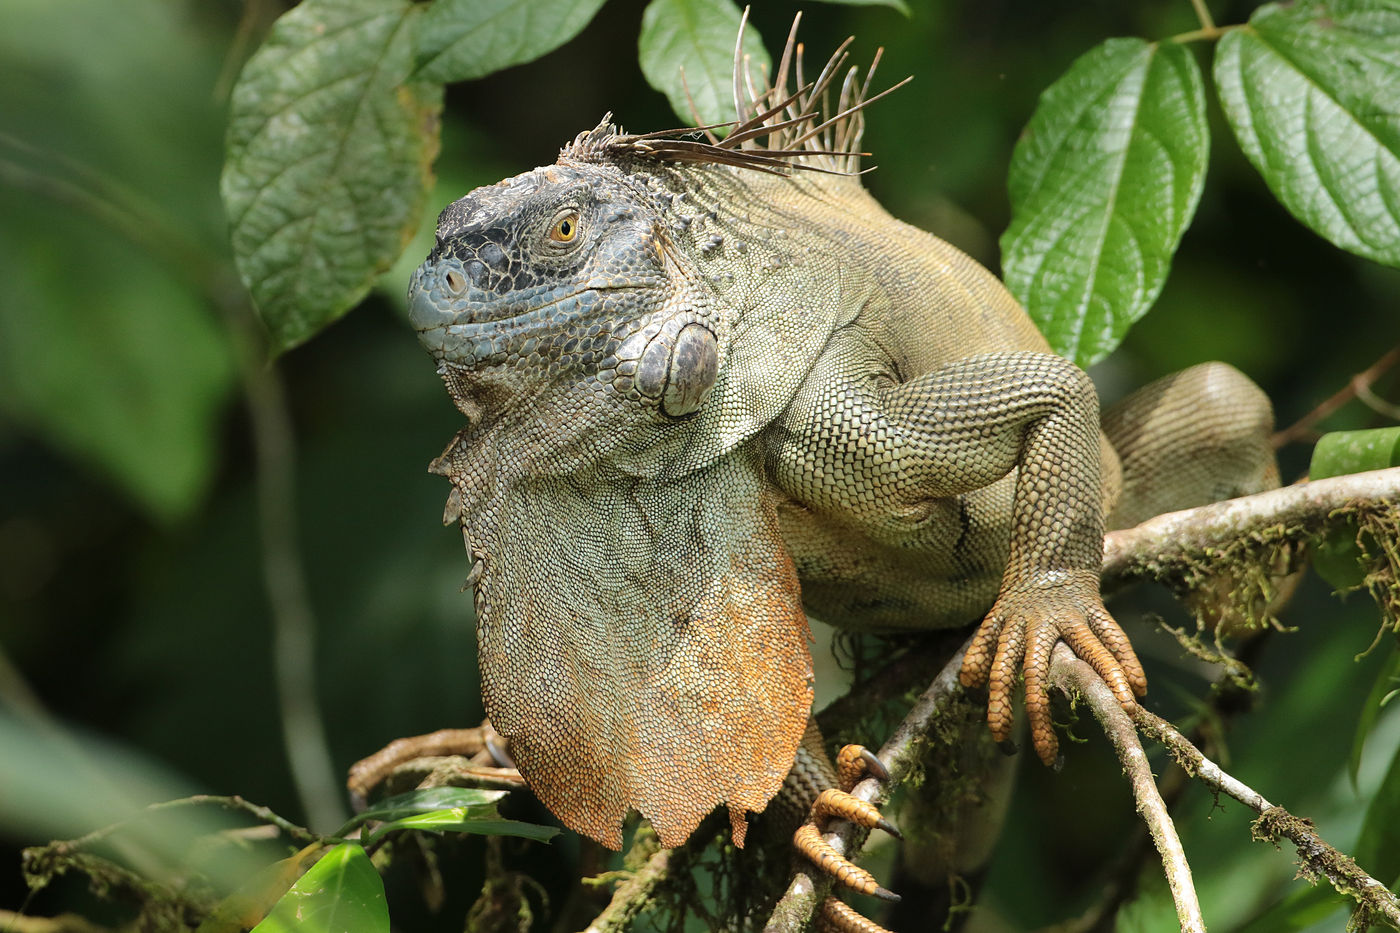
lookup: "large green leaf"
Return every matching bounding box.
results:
[1000,38,1209,367]
[1230,883,1344,933]
[1215,0,1400,269]
[413,0,608,84]
[222,0,442,353]
[0,0,235,522]
[1352,647,1400,787]
[639,0,769,127]
[1355,714,1400,882]
[250,844,388,933]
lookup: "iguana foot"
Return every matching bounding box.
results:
[958,573,1147,766]
[794,744,901,931]
[347,723,518,808]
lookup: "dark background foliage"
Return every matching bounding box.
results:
[1,0,1397,929]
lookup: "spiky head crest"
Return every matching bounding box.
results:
[560,12,908,177]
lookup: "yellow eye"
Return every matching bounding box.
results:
[550,211,579,243]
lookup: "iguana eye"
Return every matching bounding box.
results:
[549,210,579,243]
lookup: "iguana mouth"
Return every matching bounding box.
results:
[409,258,666,364]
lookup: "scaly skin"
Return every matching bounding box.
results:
[401,33,1278,919]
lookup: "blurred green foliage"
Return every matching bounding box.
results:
[2,0,1398,930]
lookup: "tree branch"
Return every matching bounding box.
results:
[1272,345,1400,449]
[584,470,1400,933]
[1130,707,1400,928]
[1102,467,1400,583]
[1049,645,1203,933]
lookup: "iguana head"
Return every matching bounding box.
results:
[409,159,722,452]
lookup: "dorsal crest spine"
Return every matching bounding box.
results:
[560,12,909,177]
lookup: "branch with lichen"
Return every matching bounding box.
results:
[1130,706,1400,927]
[1102,467,1400,595]
[1049,645,1204,933]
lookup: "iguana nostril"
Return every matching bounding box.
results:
[444,269,467,294]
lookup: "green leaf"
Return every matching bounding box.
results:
[363,810,559,846]
[222,0,443,353]
[1310,426,1400,480]
[811,0,910,13]
[250,844,388,933]
[1230,883,1345,933]
[413,0,608,83]
[639,0,769,127]
[0,204,235,523]
[338,786,506,835]
[1215,0,1400,269]
[1308,427,1400,587]
[0,0,236,522]
[1356,734,1400,884]
[1000,38,1209,367]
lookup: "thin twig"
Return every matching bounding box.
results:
[37,794,321,857]
[581,844,672,933]
[1050,646,1203,933]
[1273,345,1400,448]
[1188,0,1217,32]
[1131,708,1400,927]
[146,795,323,846]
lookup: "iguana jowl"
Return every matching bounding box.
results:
[405,28,1277,876]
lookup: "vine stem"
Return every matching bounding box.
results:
[1188,0,1217,32]
[231,313,347,832]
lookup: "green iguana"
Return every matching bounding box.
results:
[377,22,1277,927]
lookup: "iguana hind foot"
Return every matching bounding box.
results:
[820,896,897,933]
[794,744,901,930]
[347,722,520,809]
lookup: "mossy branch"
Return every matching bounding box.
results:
[756,469,1400,933]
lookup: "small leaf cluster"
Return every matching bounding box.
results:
[214,788,557,933]
[1002,0,1400,366]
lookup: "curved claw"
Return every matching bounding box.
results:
[794,824,901,901]
[811,788,903,840]
[835,743,888,789]
[794,742,902,908]
[820,894,896,932]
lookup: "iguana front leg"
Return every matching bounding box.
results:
[918,354,1147,761]
[774,349,1146,764]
